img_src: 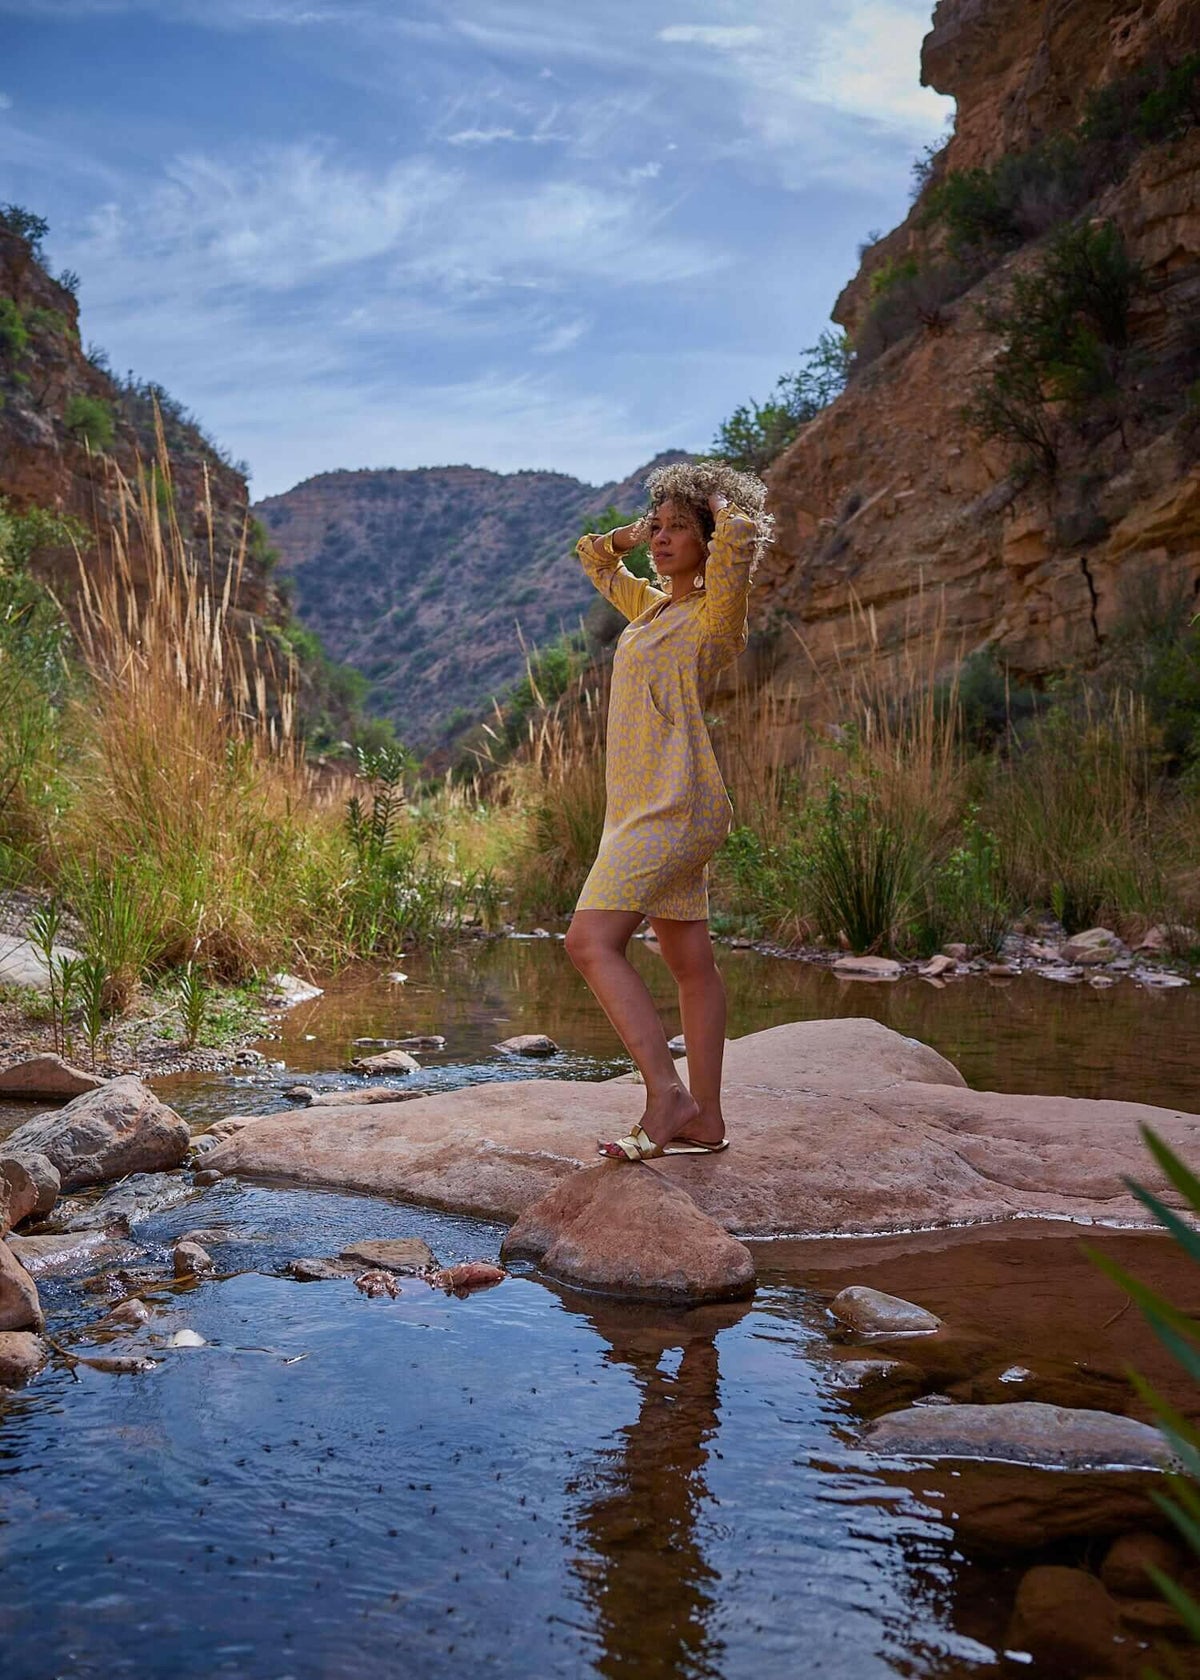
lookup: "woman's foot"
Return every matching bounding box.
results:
[598,1082,700,1159]
[672,1104,726,1150]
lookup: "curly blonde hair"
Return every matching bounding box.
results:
[643,458,774,574]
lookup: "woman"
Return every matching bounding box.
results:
[564,460,772,1162]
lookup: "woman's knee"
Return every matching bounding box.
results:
[565,919,606,971]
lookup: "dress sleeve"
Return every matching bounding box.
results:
[700,504,755,657]
[577,530,666,623]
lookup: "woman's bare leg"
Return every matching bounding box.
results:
[648,917,727,1145]
[565,909,699,1147]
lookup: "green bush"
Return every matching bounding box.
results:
[855,258,977,368]
[1108,584,1200,774]
[800,781,921,953]
[713,332,851,471]
[0,204,49,256]
[64,393,115,451]
[0,298,28,359]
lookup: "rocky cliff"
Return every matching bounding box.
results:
[255,453,687,746]
[755,0,1200,754]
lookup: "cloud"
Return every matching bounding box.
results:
[658,25,765,49]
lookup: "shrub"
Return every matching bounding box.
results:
[64,393,115,451]
[0,204,48,256]
[713,332,851,472]
[0,298,28,360]
[854,258,977,368]
[800,781,921,953]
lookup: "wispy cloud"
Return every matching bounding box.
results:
[658,25,765,48]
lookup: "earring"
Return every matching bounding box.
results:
[693,571,706,589]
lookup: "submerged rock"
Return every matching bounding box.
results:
[0,1331,47,1386]
[430,1262,506,1295]
[1100,1529,1186,1597]
[830,1286,942,1335]
[346,1050,420,1075]
[494,1034,559,1057]
[338,1238,437,1274]
[1006,1565,1123,1674]
[865,1401,1169,1469]
[502,1164,756,1304]
[5,1077,190,1190]
[0,1054,103,1099]
[832,955,903,980]
[57,1171,196,1232]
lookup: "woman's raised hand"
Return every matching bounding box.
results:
[707,491,728,516]
[610,514,650,553]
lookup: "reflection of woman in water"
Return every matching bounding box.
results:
[565,461,772,1163]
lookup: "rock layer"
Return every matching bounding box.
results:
[202,1017,1200,1238]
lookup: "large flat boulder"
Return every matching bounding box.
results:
[5,1076,190,1191]
[201,1017,1200,1238]
[502,1164,756,1303]
[0,1055,104,1099]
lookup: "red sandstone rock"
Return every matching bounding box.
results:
[5,1076,190,1190]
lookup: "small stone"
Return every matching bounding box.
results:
[346,1049,420,1075]
[999,1366,1033,1384]
[309,1086,418,1108]
[1006,1565,1122,1675]
[173,1240,214,1278]
[1037,965,1084,983]
[0,1054,104,1099]
[943,943,969,961]
[1061,927,1125,965]
[282,1085,317,1103]
[493,1034,559,1057]
[986,962,1017,977]
[431,1261,507,1295]
[830,1286,942,1335]
[338,1237,437,1274]
[920,954,956,978]
[168,1328,207,1348]
[100,1298,153,1328]
[668,1033,687,1053]
[0,1331,48,1386]
[262,973,324,1008]
[832,955,903,980]
[192,1169,223,1186]
[1089,973,1116,989]
[289,1257,359,1282]
[1100,1530,1187,1597]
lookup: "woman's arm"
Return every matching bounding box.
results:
[576,519,666,622]
[700,495,756,657]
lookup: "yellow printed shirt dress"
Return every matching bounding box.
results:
[573,504,755,922]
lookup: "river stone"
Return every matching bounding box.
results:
[1006,1565,1123,1674]
[57,1171,196,1232]
[262,973,324,1007]
[0,1331,47,1386]
[5,1077,190,1190]
[289,1257,360,1282]
[1100,1529,1186,1596]
[310,1086,421,1108]
[827,1357,925,1394]
[0,1054,104,1099]
[865,1401,1170,1468]
[199,1016,1200,1239]
[494,1034,559,1057]
[5,1231,116,1274]
[1061,927,1125,965]
[346,1050,420,1075]
[919,955,956,978]
[0,935,84,992]
[173,1240,214,1277]
[338,1238,437,1274]
[502,1164,756,1304]
[0,1154,59,1232]
[830,1286,942,1335]
[0,1243,42,1332]
[832,955,903,979]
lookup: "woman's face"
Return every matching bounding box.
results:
[648,499,707,580]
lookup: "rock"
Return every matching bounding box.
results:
[0,1054,104,1099]
[493,1034,559,1057]
[1134,967,1190,989]
[1061,928,1125,965]
[1006,1565,1123,1675]
[920,954,957,977]
[830,1286,942,1335]
[832,955,903,980]
[943,943,969,961]
[192,1168,222,1186]
[5,1230,114,1273]
[0,1331,47,1386]
[0,1153,59,1230]
[1100,1530,1187,1597]
[0,935,84,993]
[1037,965,1084,983]
[99,1297,154,1329]
[827,1357,924,1394]
[310,1086,420,1108]
[0,1243,42,1331]
[338,1237,437,1274]
[502,1165,756,1304]
[5,1077,190,1190]
[168,1328,207,1348]
[262,972,323,1007]
[430,1261,507,1295]
[179,1227,231,1248]
[1136,924,1200,954]
[173,1240,214,1277]
[355,1268,399,1298]
[986,962,1016,977]
[282,1085,317,1103]
[667,1033,687,1053]
[346,1050,420,1075]
[57,1171,196,1232]
[289,1257,360,1282]
[865,1401,1170,1469]
[200,1016,1200,1239]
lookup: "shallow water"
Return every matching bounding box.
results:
[2,941,1200,1678]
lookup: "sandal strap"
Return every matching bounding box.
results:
[610,1124,659,1161]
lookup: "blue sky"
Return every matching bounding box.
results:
[0,0,953,497]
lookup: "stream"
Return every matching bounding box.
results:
[1,938,1198,1679]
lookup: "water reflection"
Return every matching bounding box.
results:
[563,1296,752,1680]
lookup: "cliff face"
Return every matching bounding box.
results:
[0,225,270,614]
[255,453,688,745]
[756,0,1200,751]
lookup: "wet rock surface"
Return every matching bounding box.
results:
[338,1237,437,1274]
[829,1286,942,1335]
[864,1400,1170,1469]
[0,1240,43,1331]
[0,1329,48,1385]
[1006,1564,1125,1674]
[53,1171,197,1232]
[502,1163,756,1304]
[346,1049,420,1075]
[0,1054,104,1099]
[494,1034,559,1057]
[6,1076,190,1190]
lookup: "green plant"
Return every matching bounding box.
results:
[1087,1126,1200,1659]
[64,393,115,451]
[0,204,49,255]
[713,332,851,472]
[64,863,165,1013]
[28,900,65,1054]
[928,810,1011,955]
[801,781,919,954]
[0,298,28,359]
[176,961,209,1048]
[76,955,109,1069]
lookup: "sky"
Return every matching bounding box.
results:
[0,0,954,498]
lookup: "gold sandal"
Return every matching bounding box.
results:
[598,1125,729,1161]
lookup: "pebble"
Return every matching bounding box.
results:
[173,1240,214,1278]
